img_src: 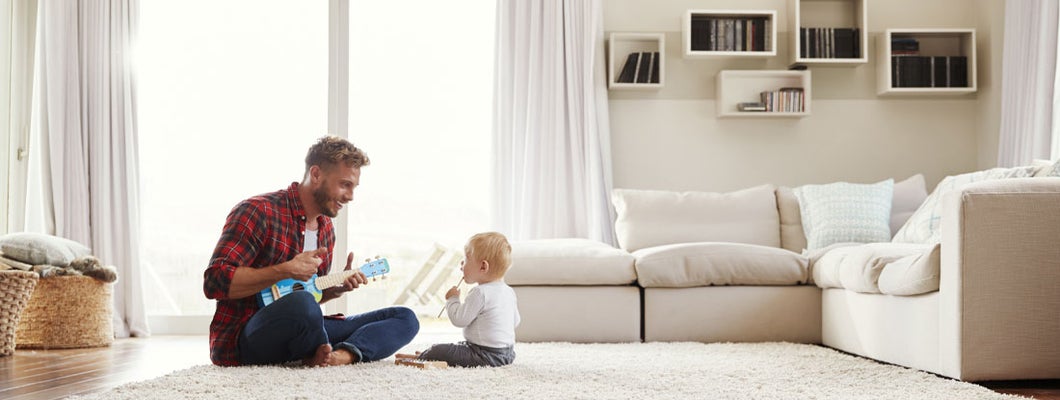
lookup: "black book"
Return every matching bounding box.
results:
[932,56,948,87]
[950,56,968,87]
[691,17,709,51]
[799,28,807,58]
[917,56,933,87]
[753,18,765,52]
[650,51,660,83]
[892,56,900,87]
[852,28,860,58]
[636,52,652,83]
[617,52,639,83]
[833,28,854,58]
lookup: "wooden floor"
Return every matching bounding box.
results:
[1,335,1057,399]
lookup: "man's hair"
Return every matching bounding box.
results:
[465,232,512,278]
[305,135,370,175]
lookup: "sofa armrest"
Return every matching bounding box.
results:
[938,177,1060,380]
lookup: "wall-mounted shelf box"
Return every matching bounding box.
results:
[683,9,777,58]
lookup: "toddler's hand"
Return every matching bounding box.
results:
[445,286,460,300]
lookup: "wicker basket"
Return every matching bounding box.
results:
[0,270,39,356]
[16,275,113,349]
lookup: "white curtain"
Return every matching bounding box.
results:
[493,0,616,245]
[997,0,1060,167]
[33,0,148,338]
[1,0,37,234]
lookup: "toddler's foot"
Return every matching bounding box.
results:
[303,343,332,367]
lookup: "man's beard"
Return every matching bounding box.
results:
[312,184,339,218]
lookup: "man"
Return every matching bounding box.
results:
[204,136,419,367]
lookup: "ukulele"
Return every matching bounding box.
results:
[256,257,390,307]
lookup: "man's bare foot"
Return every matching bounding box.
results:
[326,348,358,366]
[303,343,332,367]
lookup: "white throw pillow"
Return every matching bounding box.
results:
[611,185,780,252]
[1049,159,1060,177]
[892,166,1038,244]
[890,174,928,236]
[794,179,894,251]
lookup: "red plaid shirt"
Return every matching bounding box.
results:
[203,182,334,366]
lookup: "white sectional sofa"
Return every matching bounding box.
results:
[507,168,1060,382]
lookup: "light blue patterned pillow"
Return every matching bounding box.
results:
[892,166,1038,244]
[794,179,894,250]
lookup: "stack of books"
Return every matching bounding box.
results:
[690,16,771,52]
[889,38,968,88]
[616,52,660,84]
[799,27,860,58]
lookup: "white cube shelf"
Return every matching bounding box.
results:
[683,9,777,58]
[788,0,868,66]
[716,70,811,118]
[876,28,976,96]
[608,32,664,90]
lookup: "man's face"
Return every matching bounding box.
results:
[311,164,360,218]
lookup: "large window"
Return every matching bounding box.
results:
[342,1,495,315]
[137,1,494,320]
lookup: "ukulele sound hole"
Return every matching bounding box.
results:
[292,283,305,292]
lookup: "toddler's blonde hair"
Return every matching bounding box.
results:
[465,232,512,278]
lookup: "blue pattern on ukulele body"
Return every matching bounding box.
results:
[257,257,390,308]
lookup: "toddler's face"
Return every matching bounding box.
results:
[460,251,487,284]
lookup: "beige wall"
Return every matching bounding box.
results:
[606,0,1004,192]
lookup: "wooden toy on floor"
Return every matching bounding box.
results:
[395,357,448,369]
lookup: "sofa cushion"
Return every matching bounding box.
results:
[0,232,91,267]
[812,242,936,294]
[775,187,807,254]
[794,179,894,251]
[893,166,1038,244]
[633,242,809,288]
[877,243,941,296]
[612,185,779,252]
[506,238,636,286]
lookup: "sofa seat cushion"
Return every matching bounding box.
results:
[813,243,940,295]
[507,238,636,286]
[633,242,809,288]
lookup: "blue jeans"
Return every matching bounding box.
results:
[237,291,419,365]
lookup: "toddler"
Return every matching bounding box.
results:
[403,232,520,367]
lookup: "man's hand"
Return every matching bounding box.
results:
[321,252,368,303]
[445,285,460,300]
[277,248,326,281]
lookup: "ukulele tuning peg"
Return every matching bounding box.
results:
[364,258,370,263]
[374,255,380,260]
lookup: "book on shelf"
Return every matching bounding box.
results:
[650,51,660,83]
[689,16,770,52]
[738,102,766,112]
[636,52,652,83]
[892,55,968,88]
[800,27,859,59]
[617,52,640,83]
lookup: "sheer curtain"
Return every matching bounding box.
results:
[997,0,1060,167]
[1,0,37,234]
[493,0,616,244]
[33,0,147,337]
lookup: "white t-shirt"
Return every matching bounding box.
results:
[444,280,520,348]
[303,229,318,251]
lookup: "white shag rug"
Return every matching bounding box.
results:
[69,342,1025,400]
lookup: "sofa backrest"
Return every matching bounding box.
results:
[611,185,781,252]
